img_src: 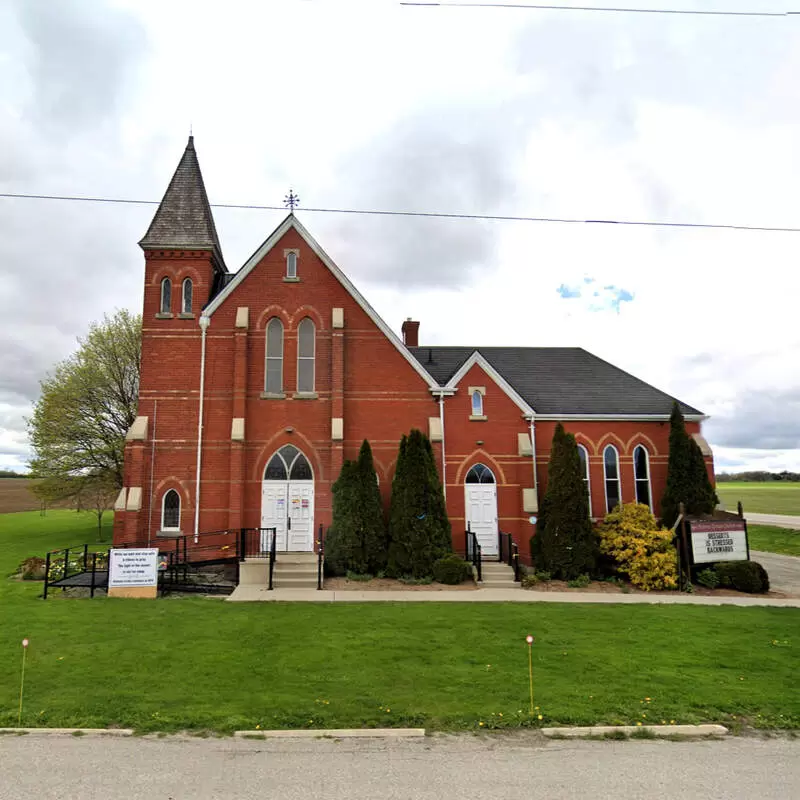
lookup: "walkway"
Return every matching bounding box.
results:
[747,513,800,529]
[227,585,800,607]
[751,550,800,595]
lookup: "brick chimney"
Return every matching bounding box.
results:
[401,318,420,348]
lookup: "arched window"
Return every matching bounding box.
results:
[297,318,315,393]
[160,278,171,314]
[264,445,313,481]
[471,390,484,417]
[286,251,298,279]
[162,489,180,530]
[265,318,284,394]
[182,278,193,314]
[634,445,652,509]
[577,444,591,514]
[603,445,621,513]
[465,463,495,484]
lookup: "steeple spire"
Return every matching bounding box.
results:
[139,136,226,271]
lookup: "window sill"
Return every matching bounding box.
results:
[178,312,195,319]
[283,276,301,283]
[260,392,286,400]
[157,529,182,538]
[469,415,488,421]
[155,312,173,319]
[293,392,318,400]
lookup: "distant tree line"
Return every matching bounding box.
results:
[716,471,800,483]
[0,469,28,478]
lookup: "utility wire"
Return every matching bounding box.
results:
[400,3,795,18]
[1,190,799,233]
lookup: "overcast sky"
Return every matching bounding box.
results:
[1,0,799,475]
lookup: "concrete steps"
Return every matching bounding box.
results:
[478,561,520,589]
[239,552,319,590]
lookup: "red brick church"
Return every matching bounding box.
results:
[113,137,714,559]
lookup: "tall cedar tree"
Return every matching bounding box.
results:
[660,402,716,528]
[387,429,452,577]
[532,423,597,579]
[324,440,387,575]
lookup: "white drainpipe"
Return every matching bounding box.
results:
[439,391,447,501]
[529,416,538,494]
[194,314,210,543]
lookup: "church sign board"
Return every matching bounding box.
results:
[688,520,749,565]
[108,548,159,598]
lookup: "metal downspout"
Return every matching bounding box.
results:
[439,391,447,501]
[194,314,210,543]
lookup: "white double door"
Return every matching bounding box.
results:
[465,483,498,555]
[261,481,315,552]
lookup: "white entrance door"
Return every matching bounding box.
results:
[287,482,314,551]
[261,482,289,552]
[260,445,315,552]
[465,472,498,555]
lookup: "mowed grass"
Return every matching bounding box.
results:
[1,511,798,732]
[748,525,800,558]
[716,482,800,516]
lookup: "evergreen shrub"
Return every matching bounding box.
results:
[714,561,770,594]
[598,503,678,591]
[432,554,473,585]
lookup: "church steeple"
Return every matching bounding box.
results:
[139,136,226,271]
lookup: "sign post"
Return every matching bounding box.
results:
[108,548,159,599]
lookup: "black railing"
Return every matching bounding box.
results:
[498,531,521,582]
[465,525,482,582]
[43,545,109,599]
[317,523,325,590]
[268,528,277,590]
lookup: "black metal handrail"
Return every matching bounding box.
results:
[268,528,277,590]
[317,523,325,590]
[498,531,521,582]
[511,541,520,582]
[465,524,482,582]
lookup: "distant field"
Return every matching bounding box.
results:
[0,478,41,513]
[716,482,800,516]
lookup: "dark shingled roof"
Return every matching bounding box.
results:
[139,136,226,270]
[408,346,703,417]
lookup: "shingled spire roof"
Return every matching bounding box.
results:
[139,136,226,271]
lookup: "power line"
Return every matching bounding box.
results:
[401,3,795,18]
[1,190,799,234]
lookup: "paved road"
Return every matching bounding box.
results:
[1,734,798,800]
[747,513,800,529]
[752,550,800,594]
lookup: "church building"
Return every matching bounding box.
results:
[113,137,714,561]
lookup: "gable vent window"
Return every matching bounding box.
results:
[265,318,284,394]
[182,278,193,314]
[603,445,621,513]
[286,251,298,279]
[160,277,171,314]
[297,318,316,393]
[471,390,483,416]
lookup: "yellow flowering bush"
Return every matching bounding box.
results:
[597,503,678,591]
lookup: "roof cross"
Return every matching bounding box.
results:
[284,189,300,212]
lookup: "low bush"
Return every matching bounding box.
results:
[714,561,770,594]
[567,573,591,588]
[345,571,373,582]
[696,568,719,589]
[534,570,552,582]
[521,573,539,588]
[597,503,678,591]
[432,554,473,585]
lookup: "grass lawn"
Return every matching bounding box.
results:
[716,482,800,516]
[748,525,800,558]
[1,511,798,733]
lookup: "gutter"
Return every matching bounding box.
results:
[438,391,447,501]
[193,314,210,543]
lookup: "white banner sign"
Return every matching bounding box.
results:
[109,548,159,588]
[690,523,748,564]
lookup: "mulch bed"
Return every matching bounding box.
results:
[324,577,478,591]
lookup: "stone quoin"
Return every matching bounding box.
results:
[113,137,714,560]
